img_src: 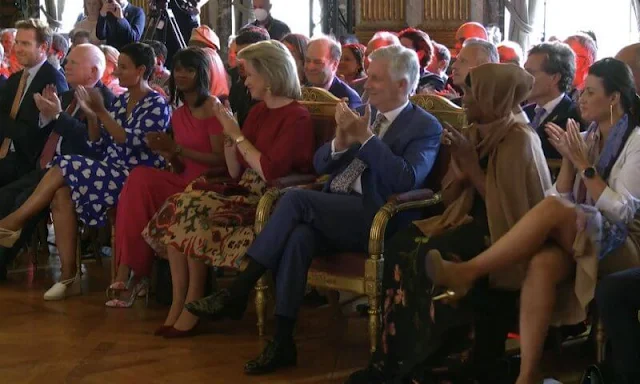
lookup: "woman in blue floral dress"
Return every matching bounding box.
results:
[0,43,170,301]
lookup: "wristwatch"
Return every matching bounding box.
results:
[581,166,597,179]
[235,135,246,145]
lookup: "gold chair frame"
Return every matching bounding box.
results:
[253,94,466,352]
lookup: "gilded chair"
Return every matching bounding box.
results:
[253,94,466,351]
[253,86,341,336]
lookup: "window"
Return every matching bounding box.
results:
[506,0,638,58]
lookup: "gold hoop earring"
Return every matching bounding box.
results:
[610,104,614,125]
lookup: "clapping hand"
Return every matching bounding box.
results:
[209,97,242,141]
[146,132,177,159]
[441,122,477,171]
[334,101,372,148]
[545,119,589,169]
[33,84,62,120]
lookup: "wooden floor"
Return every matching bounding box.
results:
[0,253,591,384]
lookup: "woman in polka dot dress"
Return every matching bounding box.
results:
[0,43,170,301]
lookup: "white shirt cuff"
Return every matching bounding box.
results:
[330,139,348,159]
[595,186,627,223]
[545,183,573,201]
[39,113,53,128]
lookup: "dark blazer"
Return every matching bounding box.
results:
[314,102,442,219]
[524,94,583,159]
[247,15,291,41]
[0,61,68,169]
[44,82,115,164]
[327,76,362,109]
[96,4,145,50]
[0,74,6,90]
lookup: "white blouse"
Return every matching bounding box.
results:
[546,126,640,225]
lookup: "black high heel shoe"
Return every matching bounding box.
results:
[184,289,247,321]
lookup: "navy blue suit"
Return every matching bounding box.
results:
[328,76,362,109]
[524,94,583,159]
[247,102,442,319]
[0,74,6,90]
[0,61,68,186]
[96,4,145,50]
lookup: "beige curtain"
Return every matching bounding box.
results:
[506,0,539,52]
[632,0,640,32]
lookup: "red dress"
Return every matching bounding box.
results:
[115,105,223,277]
[141,101,315,269]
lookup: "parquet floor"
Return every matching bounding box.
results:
[0,253,590,384]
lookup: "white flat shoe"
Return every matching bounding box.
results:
[44,274,82,301]
[0,228,21,248]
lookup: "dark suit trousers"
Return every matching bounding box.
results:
[0,169,48,266]
[596,268,640,376]
[248,189,373,319]
[0,152,33,188]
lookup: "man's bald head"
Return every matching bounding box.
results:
[64,43,106,87]
[455,22,488,51]
[615,43,640,92]
[364,31,400,70]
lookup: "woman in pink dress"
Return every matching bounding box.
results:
[106,47,227,307]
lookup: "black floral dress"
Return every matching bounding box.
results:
[349,159,518,384]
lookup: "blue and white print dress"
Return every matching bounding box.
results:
[49,91,171,227]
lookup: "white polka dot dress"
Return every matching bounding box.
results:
[49,91,171,227]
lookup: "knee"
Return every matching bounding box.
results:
[526,247,569,283]
[541,196,575,220]
[51,187,73,212]
[276,189,308,213]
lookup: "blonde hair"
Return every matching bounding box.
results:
[237,40,302,100]
[100,44,119,66]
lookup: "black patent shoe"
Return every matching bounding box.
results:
[344,365,386,384]
[244,340,297,375]
[184,289,247,321]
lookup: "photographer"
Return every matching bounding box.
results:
[96,0,145,50]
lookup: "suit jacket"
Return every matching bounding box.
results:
[44,82,115,165]
[0,74,6,90]
[524,94,583,159]
[314,102,442,221]
[327,76,362,109]
[96,4,145,50]
[0,61,68,169]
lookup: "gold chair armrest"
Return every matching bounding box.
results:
[368,192,442,257]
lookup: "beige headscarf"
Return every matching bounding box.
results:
[415,63,552,287]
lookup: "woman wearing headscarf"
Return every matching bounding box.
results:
[425,58,640,384]
[189,26,229,100]
[348,63,552,384]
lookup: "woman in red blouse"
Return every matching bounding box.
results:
[142,40,315,337]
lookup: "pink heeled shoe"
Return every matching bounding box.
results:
[105,279,149,308]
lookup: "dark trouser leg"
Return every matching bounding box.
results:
[248,189,370,271]
[596,268,640,380]
[0,170,46,269]
[272,224,318,320]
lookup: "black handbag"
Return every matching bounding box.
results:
[580,365,607,384]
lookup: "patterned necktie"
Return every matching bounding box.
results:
[38,97,78,169]
[529,106,547,131]
[0,70,29,159]
[371,113,387,136]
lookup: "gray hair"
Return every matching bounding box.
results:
[0,43,3,61]
[370,31,400,46]
[309,35,341,62]
[51,33,69,58]
[463,37,499,64]
[369,44,420,96]
[74,44,107,81]
[1,28,16,37]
